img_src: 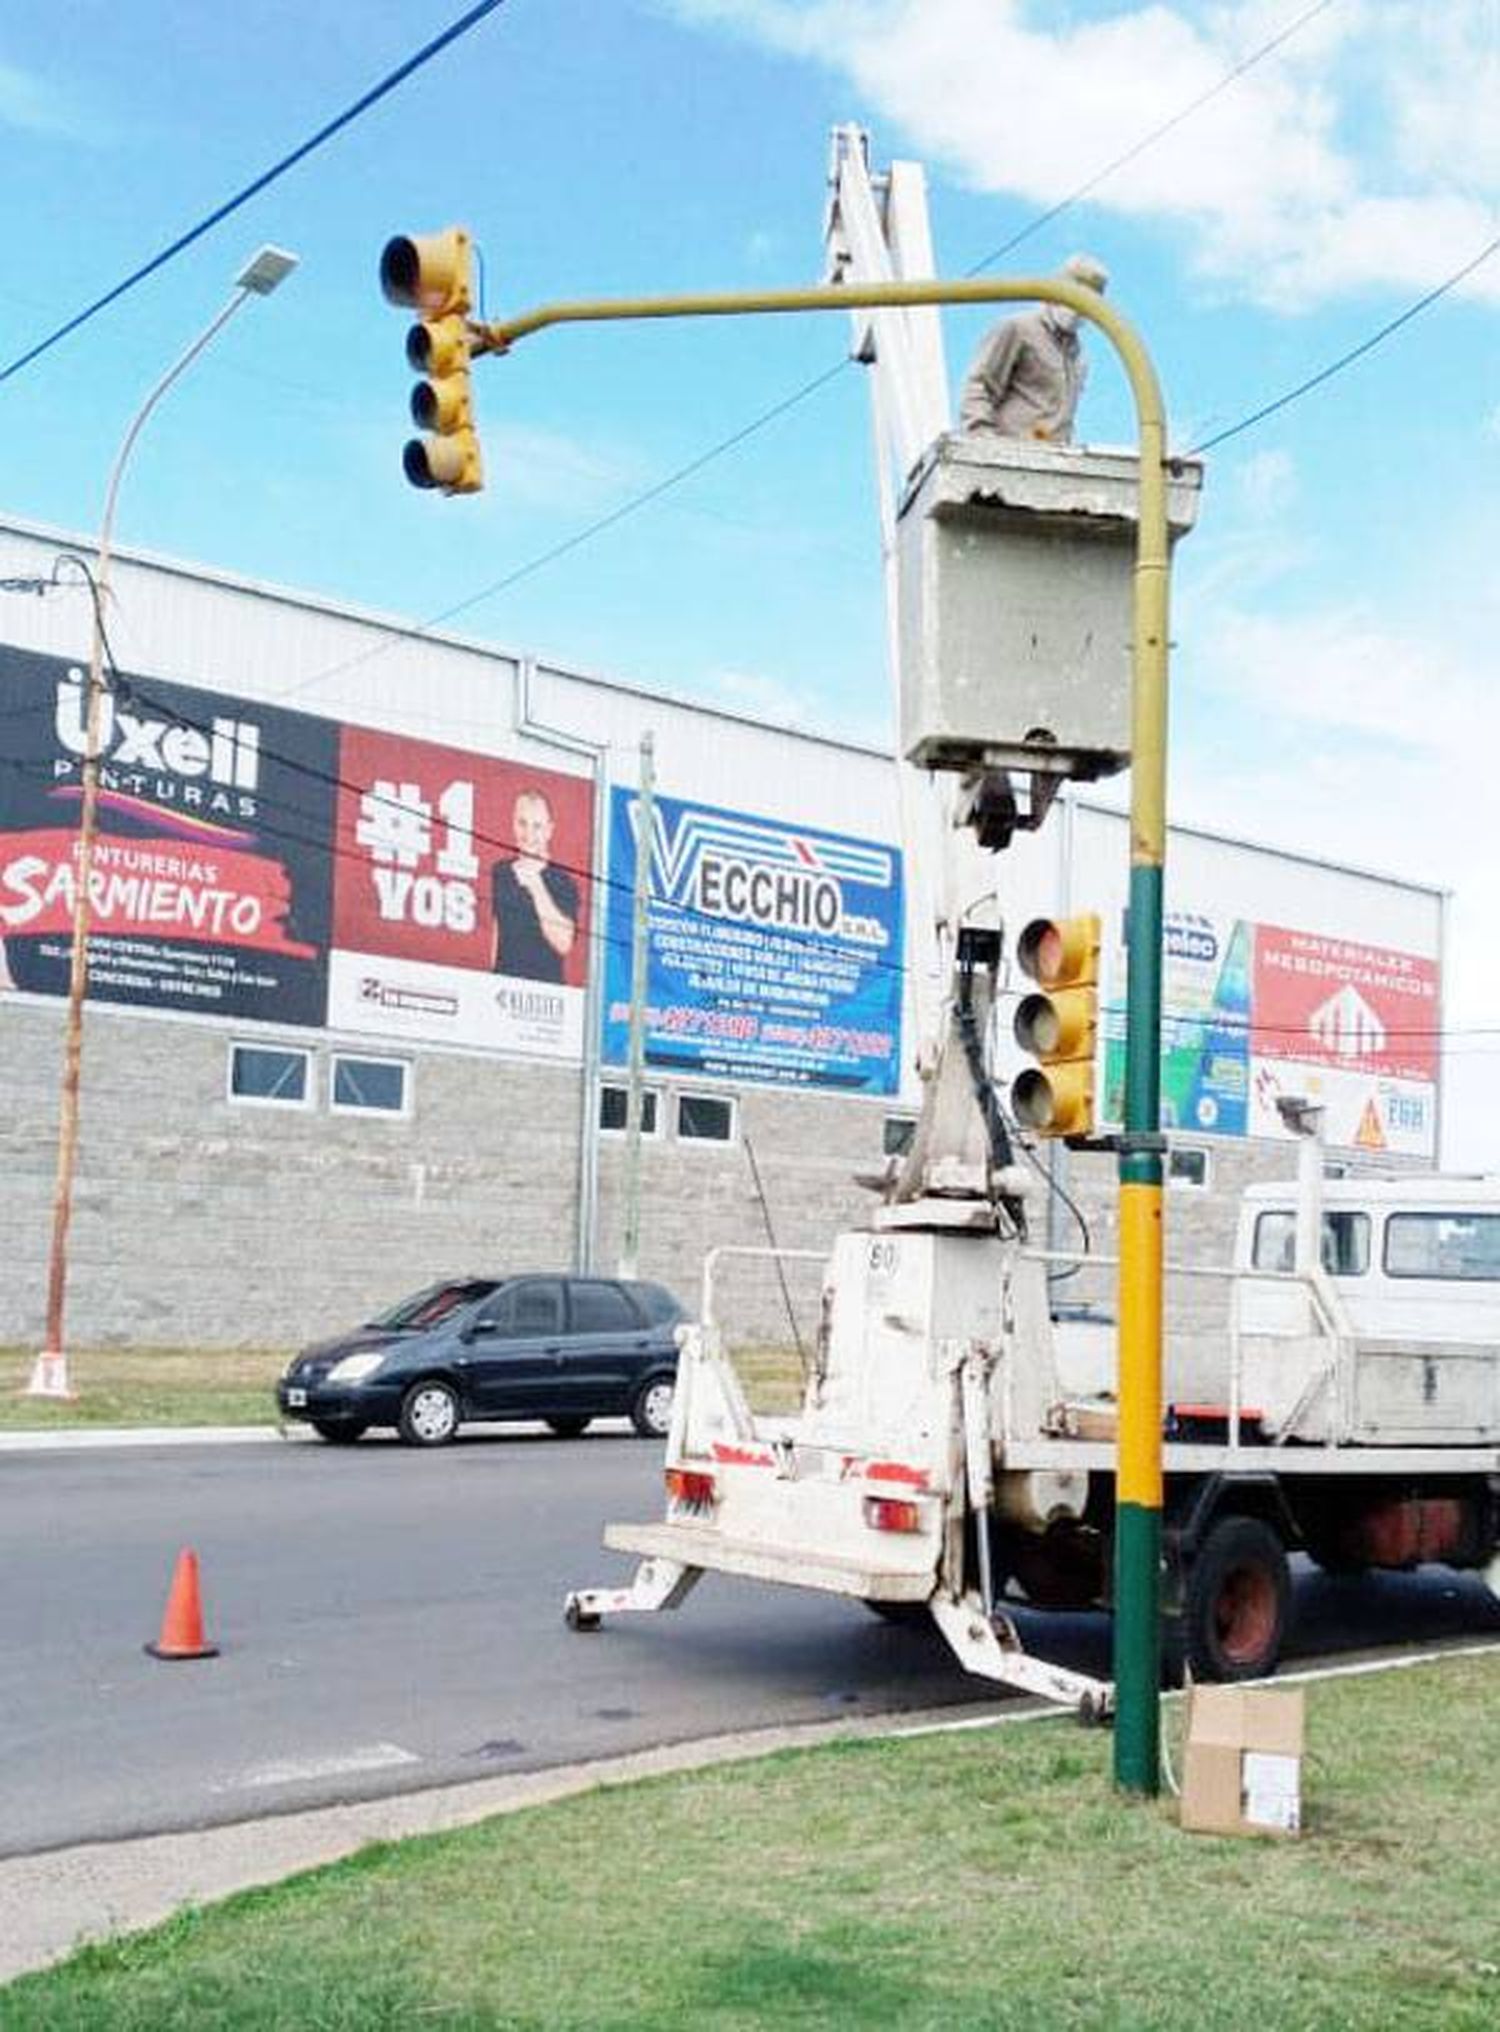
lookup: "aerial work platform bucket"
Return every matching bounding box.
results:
[896,436,1203,780]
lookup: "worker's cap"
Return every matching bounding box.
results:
[1061,252,1109,293]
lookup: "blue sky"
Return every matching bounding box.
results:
[2,0,1497,1159]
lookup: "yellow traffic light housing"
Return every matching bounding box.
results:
[1010,912,1100,1139]
[379,226,483,495]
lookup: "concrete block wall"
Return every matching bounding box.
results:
[1,1001,583,1352]
[0,994,1429,1365]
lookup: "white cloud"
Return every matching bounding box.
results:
[666,0,1500,311]
[0,59,94,140]
[1170,593,1496,1165]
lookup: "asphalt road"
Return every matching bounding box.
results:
[4,1430,1499,1857]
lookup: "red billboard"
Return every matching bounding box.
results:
[326,725,593,1058]
[1252,926,1438,1085]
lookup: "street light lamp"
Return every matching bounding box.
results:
[27,246,299,1400]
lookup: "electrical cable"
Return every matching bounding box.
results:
[962,0,1341,278]
[0,0,510,388]
[742,1130,808,1370]
[270,359,852,704]
[1188,230,1500,455]
[273,0,1337,707]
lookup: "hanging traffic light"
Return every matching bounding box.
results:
[1010,912,1100,1139]
[379,227,483,495]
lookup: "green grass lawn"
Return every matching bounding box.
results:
[6,1653,1499,2028]
[0,1347,287,1428]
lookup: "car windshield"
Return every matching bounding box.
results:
[364,1279,501,1331]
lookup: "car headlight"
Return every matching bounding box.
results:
[327,1352,386,1384]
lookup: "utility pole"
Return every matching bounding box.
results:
[619,732,656,1280]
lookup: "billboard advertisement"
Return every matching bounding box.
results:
[1249,925,1438,1157]
[1103,912,1252,1138]
[0,646,334,1024]
[0,645,592,1061]
[326,725,591,1061]
[601,787,903,1094]
[1102,909,1438,1157]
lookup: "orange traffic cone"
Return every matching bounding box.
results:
[145,1547,220,1661]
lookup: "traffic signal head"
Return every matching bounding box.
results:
[379,226,483,495]
[379,229,473,316]
[1010,912,1100,1139]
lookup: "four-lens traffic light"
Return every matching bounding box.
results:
[379,227,483,495]
[1010,913,1100,1139]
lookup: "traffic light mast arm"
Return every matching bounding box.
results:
[476,268,1172,1797]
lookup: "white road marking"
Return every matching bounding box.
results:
[215,1742,421,1792]
[888,1637,1500,1740]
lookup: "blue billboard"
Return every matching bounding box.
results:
[602,788,903,1094]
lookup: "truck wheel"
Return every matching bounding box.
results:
[1184,1515,1290,1681]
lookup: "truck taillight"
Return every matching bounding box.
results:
[865,1495,922,1533]
[665,1468,717,1506]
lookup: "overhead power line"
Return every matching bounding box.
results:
[1189,230,1500,454]
[0,0,509,388]
[280,0,1339,704]
[964,0,1341,277]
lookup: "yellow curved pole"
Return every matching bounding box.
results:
[477,273,1172,1793]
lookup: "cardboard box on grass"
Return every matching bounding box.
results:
[1179,1682,1304,1837]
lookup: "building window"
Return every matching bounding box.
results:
[228,1042,311,1108]
[1167,1146,1210,1191]
[599,1083,661,1136]
[331,1054,410,1117]
[883,1115,917,1158]
[676,1092,736,1145]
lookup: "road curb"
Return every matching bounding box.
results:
[0,1700,1048,1985]
[0,1426,303,1453]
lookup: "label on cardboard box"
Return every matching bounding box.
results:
[1242,1751,1301,1833]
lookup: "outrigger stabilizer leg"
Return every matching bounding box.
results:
[929,1594,1115,1725]
[564,1556,702,1631]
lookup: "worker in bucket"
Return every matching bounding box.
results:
[958,252,1109,445]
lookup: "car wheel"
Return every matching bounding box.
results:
[311,1419,367,1445]
[398,1380,461,1447]
[630,1373,675,1440]
[1183,1514,1291,1681]
[546,1416,591,1439]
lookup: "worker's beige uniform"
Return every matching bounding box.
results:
[958,308,1086,444]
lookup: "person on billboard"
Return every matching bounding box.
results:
[491,787,579,984]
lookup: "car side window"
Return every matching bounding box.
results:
[570,1281,641,1333]
[634,1282,685,1325]
[512,1281,564,1334]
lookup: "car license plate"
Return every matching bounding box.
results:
[286,1387,307,1407]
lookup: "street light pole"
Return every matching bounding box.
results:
[28,247,299,1400]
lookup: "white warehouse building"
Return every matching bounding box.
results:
[0,511,1445,1354]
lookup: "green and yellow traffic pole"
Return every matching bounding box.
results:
[469,270,1173,1793]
